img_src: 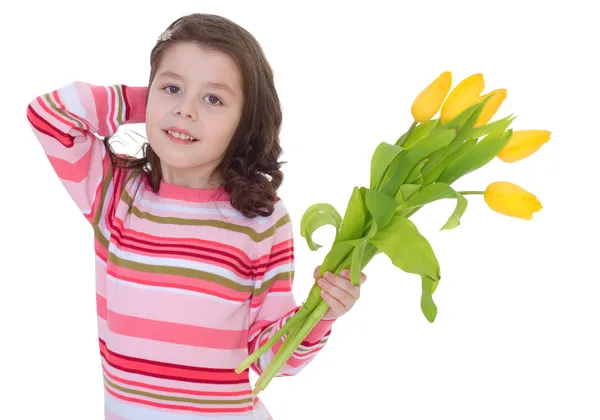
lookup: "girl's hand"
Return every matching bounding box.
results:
[313,266,367,321]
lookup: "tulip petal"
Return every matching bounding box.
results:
[440,73,484,124]
[484,181,542,220]
[497,130,551,162]
[475,89,507,127]
[411,71,453,123]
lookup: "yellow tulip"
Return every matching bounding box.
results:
[440,73,484,124]
[411,71,453,123]
[475,88,507,127]
[497,130,551,162]
[484,181,542,220]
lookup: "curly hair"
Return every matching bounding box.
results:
[103,13,285,218]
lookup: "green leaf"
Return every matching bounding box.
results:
[403,119,438,148]
[441,192,467,231]
[394,183,421,204]
[368,214,440,281]
[470,114,516,140]
[421,276,438,322]
[300,203,342,251]
[445,96,492,157]
[422,137,478,184]
[398,182,468,230]
[379,128,456,197]
[440,128,514,185]
[364,188,397,232]
[338,187,367,242]
[345,188,397,286]
[370,142,404,190]
[406,158,429,184]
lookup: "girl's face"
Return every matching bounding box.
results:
[146,41,245,188]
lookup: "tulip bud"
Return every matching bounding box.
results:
[411,71,452,123]
[440,73,484,124]
[484,181,542,220]
[497,130,551,162]
[475,89,507,127]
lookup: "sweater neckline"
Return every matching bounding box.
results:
[156,179,230,203]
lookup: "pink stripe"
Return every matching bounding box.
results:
[101,309,247,350]
[108,86,117,133]
[104,385,253,413]
[112,215,261,262]
[98,278,249,329]
[46,136,95,182]
[103,366,251,398]
[101,359,251,393]
[107,265,251,301]
[98,318,248,368]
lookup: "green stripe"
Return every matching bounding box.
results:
[108,252,255,293]
[113,85,125,125]
[253,271,294,296]
[92,166,116,247]
[122,187,291,243]
[44,93,84,129]
[104,375,253,405]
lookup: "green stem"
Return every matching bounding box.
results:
[234,303,311,374]
[251,243,378,396]
[396,120,418,147]
[459,191,484,195]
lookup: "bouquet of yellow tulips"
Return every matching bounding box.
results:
[236,71,551,395]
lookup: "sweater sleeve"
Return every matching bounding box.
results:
[247,198,337,377]
[26,81,147,225]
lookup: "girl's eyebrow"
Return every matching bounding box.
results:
[157,70,236,96]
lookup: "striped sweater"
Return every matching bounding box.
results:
[26,81,336,419]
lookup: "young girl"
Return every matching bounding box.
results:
[27,13,367,420]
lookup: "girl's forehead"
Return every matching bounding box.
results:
[158,43,243,90]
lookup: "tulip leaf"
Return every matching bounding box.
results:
[406,158,429,184]
[394,183,422,205]
[338,187,367,242]
[379,128,456,196]
[421,276,438,323]
[445,96,492,156]
[364,188,397,232]
[403,119,438,148]
[343,188,397,286]
[470,114,516,140]
[441,192,467,230]
[371,142,405,190]
[300,203,342,251]
[398,182,468,230]
[368,213,440,281]
[423,137,478,184]
[440,129,514,185]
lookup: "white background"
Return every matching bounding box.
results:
[2,1,599,419]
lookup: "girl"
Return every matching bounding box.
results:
[27,13,367,420]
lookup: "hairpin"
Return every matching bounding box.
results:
[158,28,173,42]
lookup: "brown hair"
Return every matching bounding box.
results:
[103,13,285,218]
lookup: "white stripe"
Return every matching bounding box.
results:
[261,261,294,283]
[110,247,255,287]
[134,193,272,222]
[105,272,243,305]
[103,85,116,134]
[59,82,88,126]
[104,389,257,420]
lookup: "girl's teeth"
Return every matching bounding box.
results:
[168,130,196,141]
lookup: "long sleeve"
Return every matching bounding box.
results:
[247,198,337,377]
[26,81,147,225]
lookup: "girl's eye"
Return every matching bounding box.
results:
[205,95,223,106]
[164,85,180,94]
